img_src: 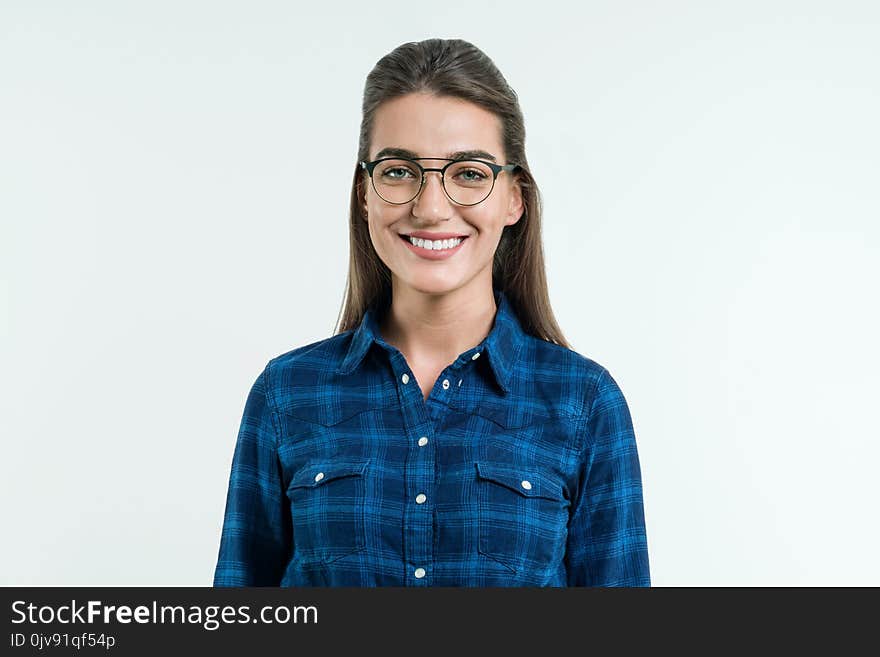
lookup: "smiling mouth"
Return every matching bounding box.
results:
[398,234,469,247]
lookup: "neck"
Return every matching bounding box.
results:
[379,278,497,366]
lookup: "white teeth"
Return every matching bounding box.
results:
[408,236,463,250]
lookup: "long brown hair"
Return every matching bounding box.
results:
[333,38,570,349]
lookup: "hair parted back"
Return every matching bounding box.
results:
[334,37,570,349]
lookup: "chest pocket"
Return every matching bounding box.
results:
[287,457,370,563]
[475,461,570,573]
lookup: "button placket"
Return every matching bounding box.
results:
[393,352,435,587]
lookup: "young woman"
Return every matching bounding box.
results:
[213,38,651,587]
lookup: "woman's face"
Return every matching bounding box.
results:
[363,92,523,297]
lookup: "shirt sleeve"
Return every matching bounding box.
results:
[565,367,651,586]
[213,363,292,586]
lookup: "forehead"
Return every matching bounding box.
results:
[370,93,504,160]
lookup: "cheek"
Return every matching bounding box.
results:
[466,208,503,237]
[366,211,402,251]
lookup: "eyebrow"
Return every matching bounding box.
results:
[373,147,498,163]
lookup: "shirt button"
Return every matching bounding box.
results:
[471,352,481,360]
[401,373,410,384]
[520,480,532,490]
[418,437,428,447]
[442,379,450,389]
[414,567,426,579]
[415,493,427,504]
[314,472,325,483]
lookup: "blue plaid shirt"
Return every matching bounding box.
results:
[213,286,650,587]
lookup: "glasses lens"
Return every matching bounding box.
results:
[372,159,422,203]
[445,160,494,205]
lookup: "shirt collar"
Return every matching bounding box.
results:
[336,285,527,394]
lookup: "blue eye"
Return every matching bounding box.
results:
[457,168,487,182]
[381,166,417,180]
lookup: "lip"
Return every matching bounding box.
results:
[399,233,468,260]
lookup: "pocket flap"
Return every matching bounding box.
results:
[289,458,371,490]
[474,461,566,502]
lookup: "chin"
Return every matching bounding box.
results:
[397,276,465,296]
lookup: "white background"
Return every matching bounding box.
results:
[2,1,878,586]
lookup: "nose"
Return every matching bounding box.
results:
[412,170,454,218]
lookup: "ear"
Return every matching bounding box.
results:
[358,178,369,221]
[505,176,524,227]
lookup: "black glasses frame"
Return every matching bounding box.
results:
[359,156,521,206]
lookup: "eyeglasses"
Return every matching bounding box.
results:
[360,157,520,206]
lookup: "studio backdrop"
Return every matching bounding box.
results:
[1,0,878,586]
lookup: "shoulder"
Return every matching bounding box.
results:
[257,329,397,427]
[258,331,357,405]
[262,330,356,380]
[266,331,354,372]
[520,334,611,418]
[526,339,637,463]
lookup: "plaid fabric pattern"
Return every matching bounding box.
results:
[213,286,650,587]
